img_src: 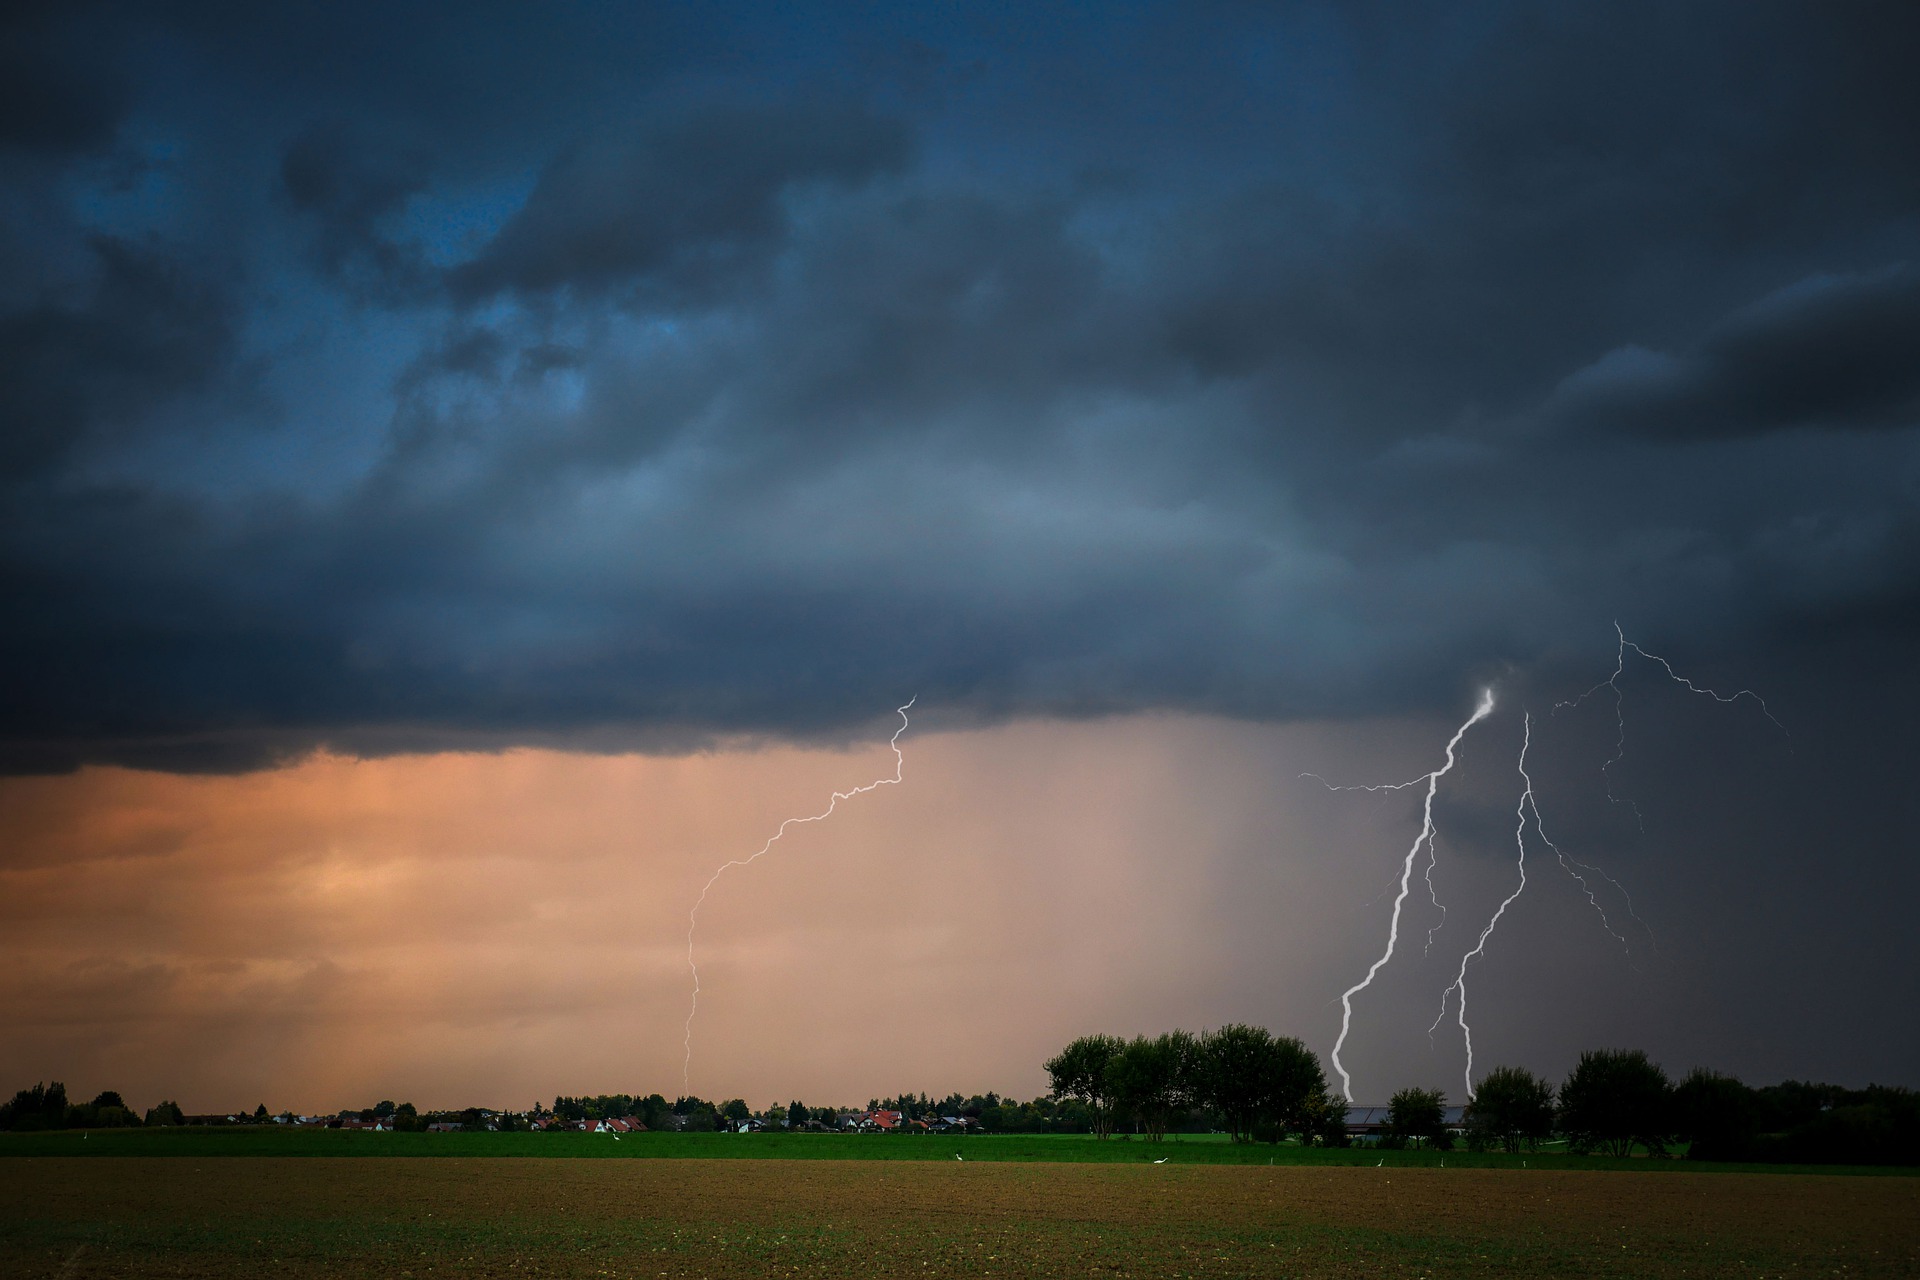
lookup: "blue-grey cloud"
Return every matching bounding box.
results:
[1549,267,1920,439]
[1,0,1918,777]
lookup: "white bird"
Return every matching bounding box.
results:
[954,1153,962,1161]
[1153,1158,1168,1164]
[1376,1159,1384,1167]
[611,1135,619,1141]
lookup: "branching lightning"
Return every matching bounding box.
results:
[1438,628,1784,1093]
[1550,621,1786,948]
[681,699,915,1092]
[1429,712,1534,1098]
[1319,687,1495,1102]
[1557,621,1789,829]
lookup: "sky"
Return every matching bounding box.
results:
[2,0,1917,1112]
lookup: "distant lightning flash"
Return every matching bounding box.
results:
[682,699,915,1092]
[1321,687,1495,1103]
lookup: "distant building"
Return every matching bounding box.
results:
[1344,1105,1468,1142]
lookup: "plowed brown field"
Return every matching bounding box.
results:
[3,1157,1914,1278]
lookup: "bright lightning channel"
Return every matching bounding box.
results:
[1431,630,1787,1095]
[1318,687,1496,1103]
[681,699,915,1092]
[1430,712,1535,1099]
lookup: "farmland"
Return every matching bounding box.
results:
[3,1153,1915,1278]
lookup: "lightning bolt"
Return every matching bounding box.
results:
[1557,622,1643,827]
[1551,622,1785,947]
[1427,631,1786,1095]
[1423,836,1448,955]
[1320,687,1495,1103]
[1557,621,1789,827]
[682,699,915,1092]
[1430,711,1534,1098]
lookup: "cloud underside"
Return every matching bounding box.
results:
[2,1,1919,772]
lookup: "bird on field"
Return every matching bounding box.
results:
[1153,1158,1168,1164]
[1376,1159,1383,1167]
[954,1154,963,1161]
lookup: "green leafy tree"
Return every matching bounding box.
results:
[1673,1068,1757,1161]
[1388,1087,1448,1149]
[1104,1032,1197,1141]
[144,1099,184,1127]
[1558,1049,1672,1157]
[1198,1025,1274,1142]
[1465,1066,1555,1153]
[253,1103,269,1122]
[1299,1088,1351,1147]
[1195,1025,1328,1144]
[1045,1034,1124,1137]
[675,1096,720,1132]
[720,1098,751,1127]
[1,1083,71,1131]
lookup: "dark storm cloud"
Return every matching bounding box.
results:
[2,0,1919,774]
[0,235,238,478]
[0,6,133,157]
[279,124,435,300]
[1549,267,1920,439]
[450,98,912,304]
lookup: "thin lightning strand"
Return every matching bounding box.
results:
[1423,838,1447,955]
[1429,712,1534,1098]
[1573,622,1642,828]
[682,699,915,1092]
[1552,621,1786,946]
[1556,848,1640,953]
[1324,687,1495,1102]
[1557,621,1789,827]
[1625,636,1787,732]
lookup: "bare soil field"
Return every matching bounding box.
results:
[2,1157,1914,1278]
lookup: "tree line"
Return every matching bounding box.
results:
[0,1083,171,1130]
[1471,1050,1920,1164]
[7,1042,1915,1163]
[1037,1033,1917,1164]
